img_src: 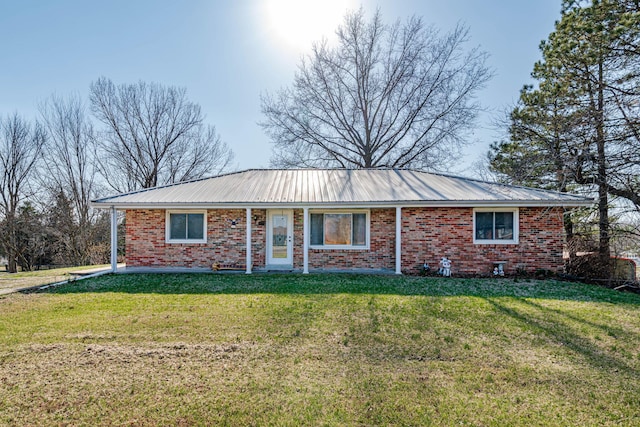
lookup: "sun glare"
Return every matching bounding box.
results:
[262,0,357,51]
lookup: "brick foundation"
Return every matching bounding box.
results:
[125,206,565,274]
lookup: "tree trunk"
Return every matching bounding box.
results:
[563,208,576,259]
[7,253,17,273]
[596,61,611,278]
[7,236,18,274]
[5,208,18,273]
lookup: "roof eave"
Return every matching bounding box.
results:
[91,199,594,210]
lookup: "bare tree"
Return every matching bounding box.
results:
[0,114,46,273]
[39,94,101,264]
[261,8,492,170]
[89,77,234,192]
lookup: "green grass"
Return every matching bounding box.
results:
[1,274,639,426]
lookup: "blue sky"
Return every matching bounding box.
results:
[0,0,561,175]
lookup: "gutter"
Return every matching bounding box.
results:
[91,199,595,210]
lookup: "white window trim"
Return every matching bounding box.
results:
[309,209,370,250]
[165,210,208,244]
[473,208,519,245]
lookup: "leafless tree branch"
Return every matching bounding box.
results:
[90,77,234,192]
[261,8,492,170]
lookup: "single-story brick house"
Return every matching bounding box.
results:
[92,169,592,275]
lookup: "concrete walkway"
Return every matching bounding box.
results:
[68,264,125,276]
[117,266,219,274]
[0,264,125,296]
[116,266,395,275]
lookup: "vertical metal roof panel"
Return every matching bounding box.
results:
[91,169,593,207]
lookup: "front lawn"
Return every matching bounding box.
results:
[1,274,639,426]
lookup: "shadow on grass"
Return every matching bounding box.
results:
[520,298,635,342]
[485,297,640,376]
[35,272,640,305]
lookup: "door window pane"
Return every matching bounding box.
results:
[272,214,288,258]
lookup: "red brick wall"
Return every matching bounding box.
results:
[400,207,565,275]
[125,209,257,268]
[296,208,396,271]
[125,206,565,274]
[251,209,267,268]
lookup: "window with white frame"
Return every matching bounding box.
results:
[473,208,519,244]
[166,210,207,243]
[310,210,369,248]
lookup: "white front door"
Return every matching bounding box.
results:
[267,209,293,266]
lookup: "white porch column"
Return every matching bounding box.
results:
[395,206,402,275]
[246,208,252,274]
[110,206,118,273]
[303,207,309,274]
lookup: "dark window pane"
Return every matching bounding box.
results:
[495,212,513,240]
[170,213,187,240]
[352,213,366,246]
[187,213,204,240]
[475,212,493,240]
[310,214,324,245]
[324,214,351,245]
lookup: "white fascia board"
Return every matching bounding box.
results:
[92,199,593,210]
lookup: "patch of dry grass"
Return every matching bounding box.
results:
[0,274,639,426]
[0,264,113,294]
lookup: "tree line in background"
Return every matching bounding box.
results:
[488,0,640,278]
[0,78,233,273]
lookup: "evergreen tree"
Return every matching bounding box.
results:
[490,0,640,276]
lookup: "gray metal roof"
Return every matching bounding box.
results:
[91,169,593,208]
